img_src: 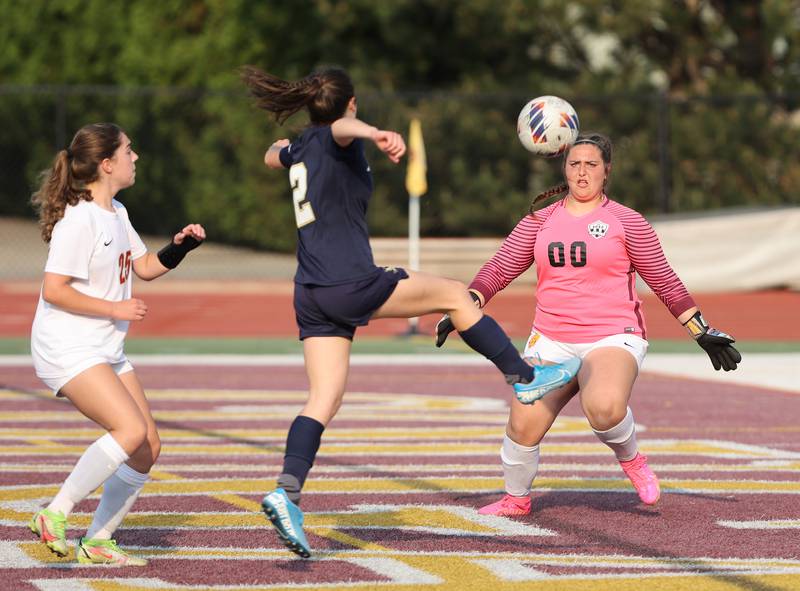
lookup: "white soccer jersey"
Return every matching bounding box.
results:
[31,199,147,380]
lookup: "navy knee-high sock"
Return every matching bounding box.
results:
[278,415,325,504]
[459,315,534,384]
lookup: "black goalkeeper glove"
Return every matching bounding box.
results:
[683,311,742,371]
[435,291,482,348]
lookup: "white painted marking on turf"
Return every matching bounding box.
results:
[33,581,172,591]
[31,582,96,591]
[466,569,800,582]
[218,396,509,413]
[473,558,548,580]
[623,438,800,460]
[750,459,797,468]
[443,505,556,537]
[6,460,800,474]
[642,352,800,394]
[0,498,49,513]
[718,518,800,529]
[27,546,800,581]
[0,541,40,568]
[345,504,556,537]
[691,439,800,459]
[2,352,798,395]
[125,354,494,366]
[345,557,443,584]
[473,555,800,580]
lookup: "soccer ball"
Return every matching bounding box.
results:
[517,96,579,157]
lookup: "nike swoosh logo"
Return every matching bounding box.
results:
[624,342,634,348]
[89,548,114,559]
[104,239,113,246]
[553,369,571,382]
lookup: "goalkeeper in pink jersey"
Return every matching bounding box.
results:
[436,132,740,515]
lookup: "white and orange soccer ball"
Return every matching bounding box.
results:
[516,96,579,157]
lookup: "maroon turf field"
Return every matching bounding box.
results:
[0,360,799,589]
[0,284,798,589]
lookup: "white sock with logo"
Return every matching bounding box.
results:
[501,434,540,497]
[593,406,638,461]
[48,433,129,516]
[86,463,150,540]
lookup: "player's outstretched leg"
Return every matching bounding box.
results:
[30,508,68,556]
[262,488,311,558]
[513,357,582,404]
[456,315,581,402]
[620,453,660,505]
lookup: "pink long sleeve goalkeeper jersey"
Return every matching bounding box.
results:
[470,197,696,342]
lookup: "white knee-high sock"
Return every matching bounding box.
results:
[593,406,638,461]
[48,433,129,516]
[501,434,540,497]
[86,463,149,540]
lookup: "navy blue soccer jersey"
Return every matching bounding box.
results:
[279,125,380,286]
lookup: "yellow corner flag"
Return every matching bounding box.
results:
[405,118,427,197]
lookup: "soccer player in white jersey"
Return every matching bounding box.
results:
[29,122,205,564]
[437,132,741,515]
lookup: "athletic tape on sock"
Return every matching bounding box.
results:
[500,435,540,497]
[593,407,638,461]
[96,433,130,464]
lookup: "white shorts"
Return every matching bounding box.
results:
[522,331,648,370]
[36,358,134,396]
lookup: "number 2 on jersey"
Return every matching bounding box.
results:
[289,163,316,228]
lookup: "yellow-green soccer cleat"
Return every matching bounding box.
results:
[76,537,148,566]
[30,508,68,557]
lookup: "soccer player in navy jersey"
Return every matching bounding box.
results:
[240,65,581,557]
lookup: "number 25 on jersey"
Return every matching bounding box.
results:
[118,250,132,284]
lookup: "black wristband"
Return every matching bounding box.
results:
[157,236,201,269]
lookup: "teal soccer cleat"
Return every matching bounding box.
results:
[261,488,311,558]
[513,357,581,404]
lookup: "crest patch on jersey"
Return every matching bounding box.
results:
[588,220,609,239]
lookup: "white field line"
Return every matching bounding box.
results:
[1,353,798,393]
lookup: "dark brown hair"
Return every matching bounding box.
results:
[31,123,124,242]
[529,132,613,214]
[240,66,354,125]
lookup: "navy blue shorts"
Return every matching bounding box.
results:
[294,267,409,340]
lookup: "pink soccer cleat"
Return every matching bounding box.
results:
[620,452,661,505]
[477,494,531,516]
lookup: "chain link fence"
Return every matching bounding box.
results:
[2,85,799,279]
